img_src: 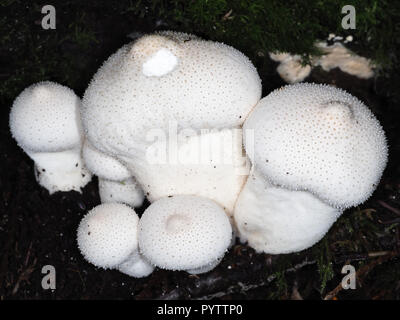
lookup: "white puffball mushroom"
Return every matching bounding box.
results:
[234,170,342,254]
[99,177,144,208]
[244,83,388,209]
[77,203,154,278]
[138,195,232,274]
[234,83,388,254]
[9,81,91,194]
[81,31,260,216]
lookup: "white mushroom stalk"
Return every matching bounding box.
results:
[77,203,154,278]
[82,140,144,207]
[81,31,261,217]
[138,195,232,274]
[234,83,388,254]
[9,81,91,194]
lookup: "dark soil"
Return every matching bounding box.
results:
[0,2,399,300]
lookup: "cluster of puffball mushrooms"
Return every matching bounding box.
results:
[9,31,388,278]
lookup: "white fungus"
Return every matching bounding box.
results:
[81,31,260,215]
[9,81,91,194]
[99,177,144,208]
[244,83,388,209]
[138,195,232,274]
[234,170,342,254]
[234,83,388,253]
[82,139,131,181]
[82,139,144,207]
[77,203,154,277]
[269,41,375,83]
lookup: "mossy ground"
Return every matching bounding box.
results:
[0,0,399,299]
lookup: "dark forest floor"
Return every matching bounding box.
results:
[0,1,399,300]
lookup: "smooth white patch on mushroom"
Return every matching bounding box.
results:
[77,203,154,278]
[99,177,144,208]
[9,81,91,194]
[234,83,388,253]
[138,195,232,274]
[234,170,341,254]
[142,48,178,77]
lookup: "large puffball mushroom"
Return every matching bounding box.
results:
[82,140,144,207]
[138,195,232,274]
[9,81,91,194]
[244,83,388,209]
[81,31,260,216]
[234,83,388,254]
[77,203,154,278]
[234,170,342,254]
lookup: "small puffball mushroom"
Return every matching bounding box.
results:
[9,81,91,194]
[234,83,388,254]
[138,195,232,274]
[82,140,144,207]
[99,177,144,208]
[234,170,342,254]
[77,203,154,278]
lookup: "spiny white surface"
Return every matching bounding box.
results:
[121,128,249,216]
[10,81,83,153]
[77,203,139,269]
[186,257,222,275]
[234,170,342,254]
[31,149,91,194]
[142,48,178,77]
[10,81,91,193]
[82,139,131,181]
[81,31,261,157]
[244,83,388,208]
[138,195,232,272]
[117,251,154,278]
[99,177,144,208]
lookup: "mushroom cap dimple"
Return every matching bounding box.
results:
[244,83,388,208]
[77,203,139,269]
[10,81,82,153]
[82,139,131,181]
[138,195,232,271]
[81,31,261,157]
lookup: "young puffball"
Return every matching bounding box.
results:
[77,203,154,278]
[9,81,91,194]
[234,83,388,254]
[138,195,233,274]
[81,31,261,217]
[82,140,144,207]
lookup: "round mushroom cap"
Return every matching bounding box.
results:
[82,139,131,181]
[77,203,139,269]
[244,83,388,208]
[10,81,82,153]
[138,195,232,271]
[82,31,261,156]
